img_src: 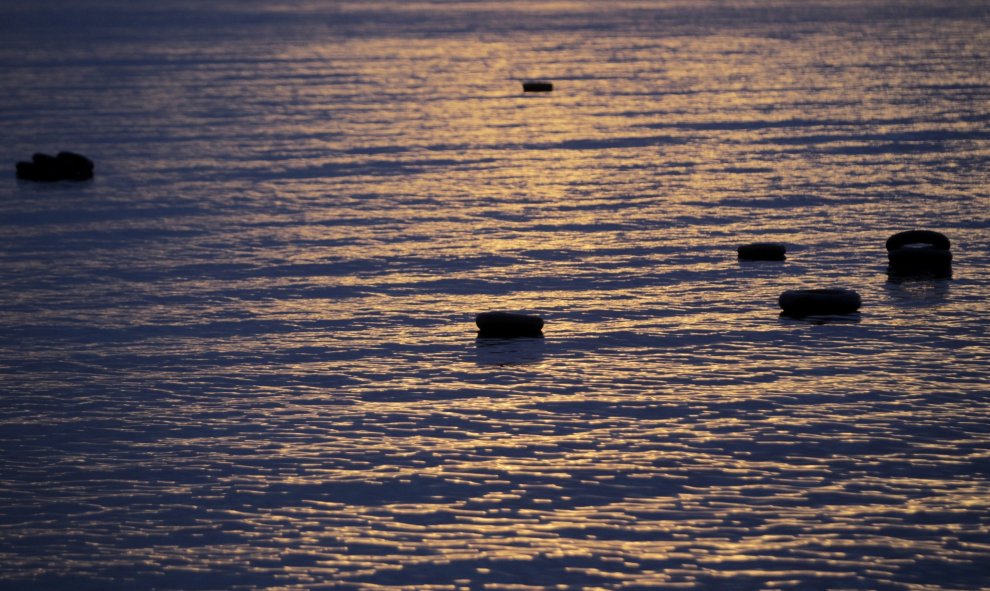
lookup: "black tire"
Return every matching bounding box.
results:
[779,288,861,317]
[55,152,94,180]
[476,312,544,338]
[885,230,950,251]
[888,246,953,278]
[16,161,47,181]
[522,81,553,92]
[16,151,94,181]
[738,242,786,261]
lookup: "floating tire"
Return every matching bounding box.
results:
[522,81,553,92]
[16,151,94,181]
[888,246,952,278]
[738,242,786,261]
[778,288,861,317]
[476,312,544,338]
[885,230,950,251]
[885,230,952,278]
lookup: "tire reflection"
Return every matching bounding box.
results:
[474,336,546,366]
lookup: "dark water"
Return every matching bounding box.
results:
[1,1,989,589]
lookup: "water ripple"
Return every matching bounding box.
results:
[2,1,989,590]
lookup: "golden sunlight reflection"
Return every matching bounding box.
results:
[1,1,988,590]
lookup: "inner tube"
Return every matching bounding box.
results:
[476,312,544,338]
[885,230,950,251]
[779,288,861,317]
[522,81,553,92]
[738,242,786,261]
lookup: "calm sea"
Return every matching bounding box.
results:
[1,1,989,589]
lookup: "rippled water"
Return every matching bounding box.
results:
[1,1,989,589]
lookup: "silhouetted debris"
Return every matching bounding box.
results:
[738,242,786,261]
[476,312,544,338]
[522,81,553,92]
[886,230,952,278]
[885,230,950,251]
[16,151,94,181]
[779,288,861,317]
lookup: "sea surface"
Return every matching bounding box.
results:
[1,1,989,589]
